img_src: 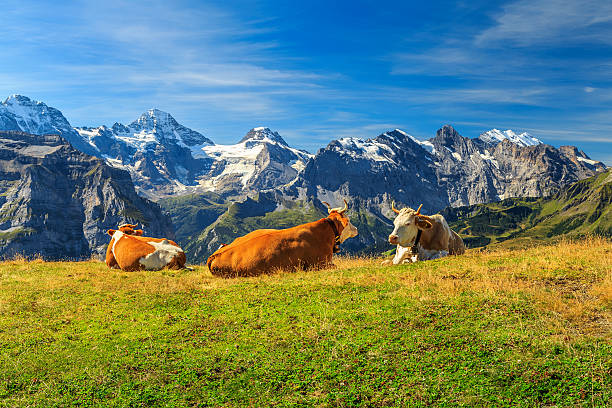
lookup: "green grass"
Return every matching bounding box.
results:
[158,192,228,247]
[0,227,35,242]
[1,238,610,407]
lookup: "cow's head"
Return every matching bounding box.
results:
[322,199,358,242]
[117,224,144,236]
[388,202,433,246]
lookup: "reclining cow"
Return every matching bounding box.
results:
[106,224,143,269]
[382,203,465,265]
[207,200,358,277]
[106,224,186,271]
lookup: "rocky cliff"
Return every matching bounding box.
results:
[0,131,174,260]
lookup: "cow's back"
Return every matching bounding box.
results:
[208,224,332,277]
[420,214,452,251]
[448,230,465,255]
[131,235,186,269]
[112,237,157,271]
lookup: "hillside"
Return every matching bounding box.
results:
[0,239,609,406]
[442,169,612,248]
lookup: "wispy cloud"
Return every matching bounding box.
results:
[476,0,612,46]
[0,0,331,123]
[0,0,610,160]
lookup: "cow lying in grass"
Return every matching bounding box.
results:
[382,203,465,265]
[207,200,358,277]
[106,224,186,271]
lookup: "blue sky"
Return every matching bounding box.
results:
[1,0,611,163]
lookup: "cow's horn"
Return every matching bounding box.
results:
[416,204,423,214]
[325,199,348,214]
[391,201,400,214]
[338,199,348,214]
[322,201,332,213]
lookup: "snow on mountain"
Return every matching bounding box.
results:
[239,127,289,146]
[74,109,214,198]
[0,95,99,156]
[390,129,436,154]
[76,109,214,154]
[196,127,313,193]
[334,138,396,163]
[577,156,599,166]
[479,128,542,147]
[128,109,214,147]
[322,129,437,168]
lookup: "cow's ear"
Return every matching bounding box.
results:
[107,229,116,236]
[134,229,144,236]
[415,216,433,230]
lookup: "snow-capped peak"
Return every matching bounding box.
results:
[382,129,436,154]
[0,94,100,155]
[239,127,288,146]
[4,94,37,105]
[119,108,213,148]
[130,109,176,133]
[479,128,542,147]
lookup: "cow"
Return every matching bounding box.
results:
[206,200,359,277]
[382,203,465,265]
[105,224,144,269]
[105,224,186,271]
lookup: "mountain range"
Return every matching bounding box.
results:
[0,94,607,261]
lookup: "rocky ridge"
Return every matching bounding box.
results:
[0,130,173,260]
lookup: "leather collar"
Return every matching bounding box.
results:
[411,229,423,255]
[323,218,341,253]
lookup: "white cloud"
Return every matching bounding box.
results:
[476,0,612,46]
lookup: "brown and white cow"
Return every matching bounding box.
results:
[382,203,465,265]
[207,200,358,277]
[106,224,186,271]
[105,224,144,269]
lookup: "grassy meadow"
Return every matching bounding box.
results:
[0,238,610,407]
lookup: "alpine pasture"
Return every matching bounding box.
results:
[1,238,610,407]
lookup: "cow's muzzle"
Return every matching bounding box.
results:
[389,235,399,245]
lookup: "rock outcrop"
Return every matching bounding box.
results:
[0,131,174,260]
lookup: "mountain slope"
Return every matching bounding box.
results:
[0,130,174,260]
[441,169,612,248]
[0,95,99,156]
[76,109,215,198]
[197,127,312,196]
[78,122,312,199]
